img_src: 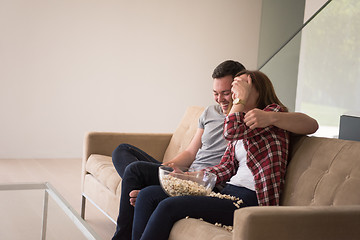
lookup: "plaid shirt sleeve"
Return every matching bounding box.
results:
[223,104,283,142]
[202,142,238,184]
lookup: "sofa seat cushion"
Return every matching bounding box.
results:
[169,218,232,240]
[86,154,121,195]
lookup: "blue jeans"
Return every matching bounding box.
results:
[111,144,161,240]
[133,184,258,240]
[112,143,160,178]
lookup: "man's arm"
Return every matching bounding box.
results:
[129,128,204,206]
[244,109,319,135]
[163,128,204,168]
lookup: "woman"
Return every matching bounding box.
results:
[131,70,290,240]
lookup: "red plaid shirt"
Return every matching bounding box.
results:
[204,104,289,206]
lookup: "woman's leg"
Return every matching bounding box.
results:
[112,162,162,240]
[220,184,259,207]
[135,184,258,240]
[132,186,169,240]
[112,143,160,178]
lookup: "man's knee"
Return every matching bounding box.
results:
[112,143,132,158]
[123,161,150,178]
[124,161,139,175]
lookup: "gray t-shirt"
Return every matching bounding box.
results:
[189,105,227,171]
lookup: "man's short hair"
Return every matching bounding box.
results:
[212,60,246,79]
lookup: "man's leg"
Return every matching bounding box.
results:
[112,161,161,240]
[112,143,160,178]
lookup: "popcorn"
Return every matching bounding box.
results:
[215,222,233,232]
[208,192,243,208]
[160,174,212,196]
[161,174,244,209]
[161,172,244,232]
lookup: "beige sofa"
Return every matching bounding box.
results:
[81,106,205,221]
[81,106,360,240]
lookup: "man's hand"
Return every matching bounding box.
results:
[244,108,274,129]
[244,109,319,134]
[129,190,140,206]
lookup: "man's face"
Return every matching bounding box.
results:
[213,75,233,114]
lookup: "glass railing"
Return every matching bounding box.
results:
[260,0,360,138]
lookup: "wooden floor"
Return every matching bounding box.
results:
[0,158,116,240]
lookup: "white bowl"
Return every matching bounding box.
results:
[159,165,217,197]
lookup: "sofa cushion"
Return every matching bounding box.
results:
[169,218,232,240]
[282,136,360,206]
[83,173,120,221]
[163,106,205,162]
[86,154,121,195]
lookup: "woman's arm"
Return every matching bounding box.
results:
[244,109,319,135]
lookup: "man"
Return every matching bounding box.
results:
[111,60,318,240]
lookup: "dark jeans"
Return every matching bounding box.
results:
[111,144,162,240]
[112,143,160,178]
[133,184,259,240]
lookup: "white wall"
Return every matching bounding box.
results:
[257,0,305,112]
[0,0,262,158]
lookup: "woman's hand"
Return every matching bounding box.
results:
[228,74,253,115]
[231,74,252,102]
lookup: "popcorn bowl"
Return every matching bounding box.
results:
[159,165,217,197]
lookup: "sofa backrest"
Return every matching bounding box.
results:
[162,106,205,163]
[281,135,360,206]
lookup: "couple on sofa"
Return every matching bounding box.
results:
[111,60,318,240]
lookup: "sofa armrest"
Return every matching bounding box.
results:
[82,132,173,180]
[233,205,360,240]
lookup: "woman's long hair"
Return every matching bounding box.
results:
[235,70,288,112]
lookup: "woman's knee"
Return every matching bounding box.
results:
[153,196,184,217]
[137,186,159,200]
[137,186,167,207]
